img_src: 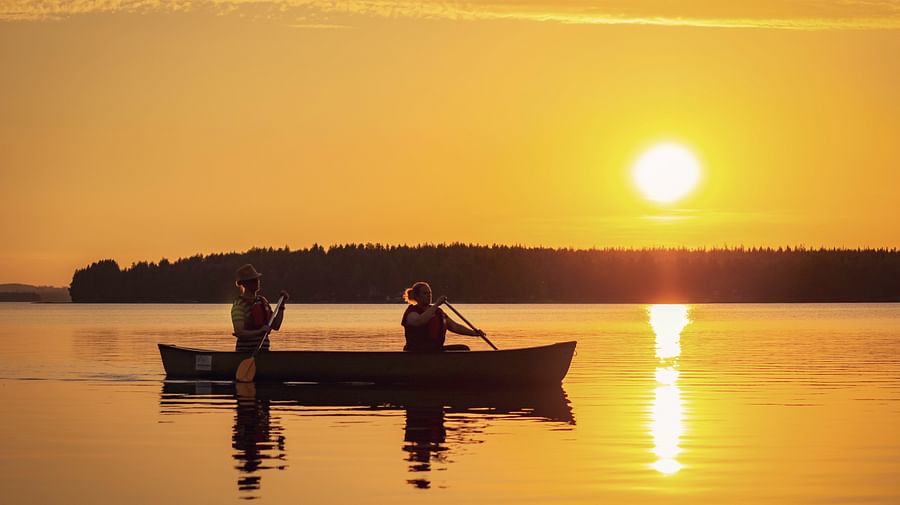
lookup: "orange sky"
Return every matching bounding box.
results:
[1,1,899,286]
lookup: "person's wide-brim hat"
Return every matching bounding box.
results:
[236,264,263,282]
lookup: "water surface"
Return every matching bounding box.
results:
[1,303,898,503]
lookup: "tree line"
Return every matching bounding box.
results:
[68,244,900,303]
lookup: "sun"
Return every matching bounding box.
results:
[632,143,702,204]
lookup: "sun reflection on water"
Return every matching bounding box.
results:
[648,304,690,475]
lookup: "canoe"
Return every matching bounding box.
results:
[157,341,576,386]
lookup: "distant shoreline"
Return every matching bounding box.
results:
[66,245,900,304]
[0,284,70,303]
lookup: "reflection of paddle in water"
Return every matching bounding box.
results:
[232,382,287,499]
[403,404,449,489]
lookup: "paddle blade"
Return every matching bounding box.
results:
[235,381,257,398]
[235,357,256,383]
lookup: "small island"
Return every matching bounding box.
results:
[0,284,71,302]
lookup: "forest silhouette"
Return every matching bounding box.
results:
[68,244,899,303]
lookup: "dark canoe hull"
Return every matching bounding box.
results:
[158,341,576,386]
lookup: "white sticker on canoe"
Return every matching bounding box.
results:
[195,355,212,371]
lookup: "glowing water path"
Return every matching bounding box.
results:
[648,304,690,475]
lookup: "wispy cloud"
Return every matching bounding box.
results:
[2,0,899,29]
[519,209,803,248]
[523,209,796,233]
[288,23,352,29]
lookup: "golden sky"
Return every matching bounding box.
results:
[2,1,899,285]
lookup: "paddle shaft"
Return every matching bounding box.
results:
[444,301,499,350]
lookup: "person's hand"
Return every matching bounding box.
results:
[434,295,447,306]
[280,290,291,302]
[474,328,486,338]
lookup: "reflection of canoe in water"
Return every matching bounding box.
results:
[158,341,576,386]
[160,381,574,496]
[160,381,575,424]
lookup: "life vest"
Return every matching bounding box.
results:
[243,296,273,331]
[401,304,446,352]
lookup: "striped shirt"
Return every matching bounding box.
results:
[231,296,272,353]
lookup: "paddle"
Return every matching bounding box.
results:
[235,295,286,383]
[444,301,498,350]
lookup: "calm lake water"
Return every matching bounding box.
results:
[1,303,898,504]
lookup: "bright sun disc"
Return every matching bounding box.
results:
[633,144,701,204]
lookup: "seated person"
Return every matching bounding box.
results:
[400,281,484,352]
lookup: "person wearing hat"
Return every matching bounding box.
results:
[231,264,290,353]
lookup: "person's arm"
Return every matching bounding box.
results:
[404,296,447,326]
[271,307,284,331]
[271,290,290,331]
[446,316,485,337]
